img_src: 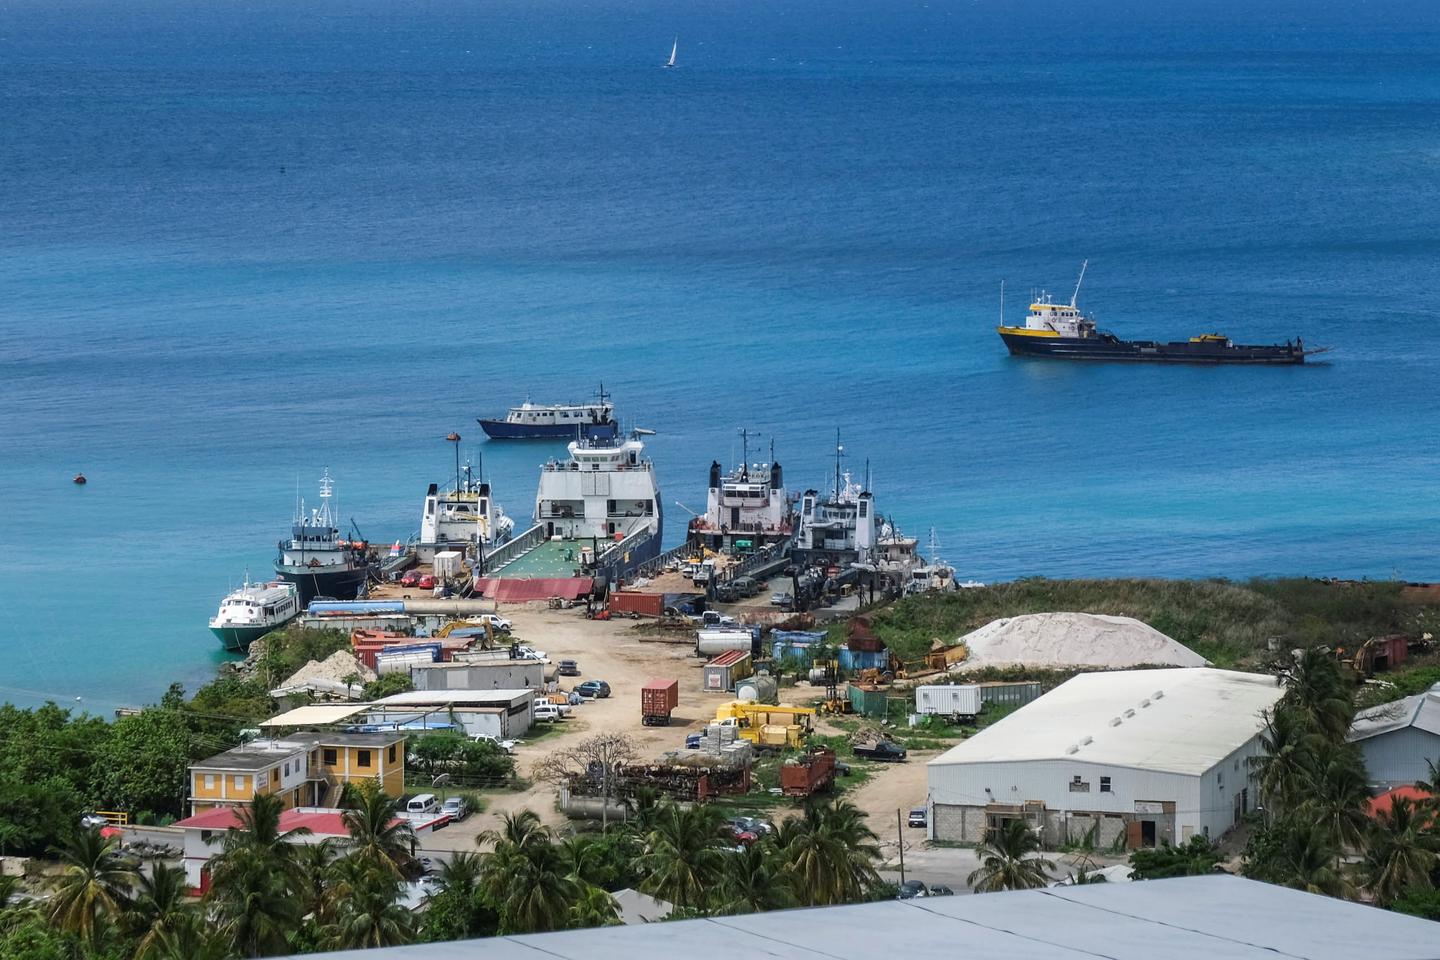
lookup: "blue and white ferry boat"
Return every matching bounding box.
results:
[477,385,619,440]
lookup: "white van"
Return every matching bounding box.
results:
[533,702,562,722]
[406,793,438,815]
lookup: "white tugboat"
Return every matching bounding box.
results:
[417,434,514,564]
[274,470,373,606]
[208,578,300,652]
[688,431,794,552]
[905,528,958,594]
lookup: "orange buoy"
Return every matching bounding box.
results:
[73,473,87,485]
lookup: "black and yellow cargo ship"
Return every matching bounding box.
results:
[997,264,1311,365]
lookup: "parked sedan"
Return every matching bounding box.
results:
[907,807,927,829]
[400,569,423,588]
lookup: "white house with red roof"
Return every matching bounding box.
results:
[173,804,448,891]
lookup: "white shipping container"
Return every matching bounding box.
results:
[915,684,982,718]
[375,651,435,676]
[433,551,464,579]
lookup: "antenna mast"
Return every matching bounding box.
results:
[1000,279,1005,327]
[834,428,843,499]
[1070,259,1088,308]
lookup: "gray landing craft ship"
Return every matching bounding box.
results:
[996,263,1318,365]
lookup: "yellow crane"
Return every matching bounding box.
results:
[715,701,817,749]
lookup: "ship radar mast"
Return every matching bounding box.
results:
[316,468,335,526]
[1070,259,1089,309]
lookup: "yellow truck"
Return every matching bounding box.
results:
[715,701,817,749]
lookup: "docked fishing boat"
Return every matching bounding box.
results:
[274,470,374,606]
[208,579,300,652]
[997,262,1312,364]
[688,431,795,552]
[477,385,619,440]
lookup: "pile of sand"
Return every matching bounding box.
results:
[953,612,1208,673]
[281,649,375,689]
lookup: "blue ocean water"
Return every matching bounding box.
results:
[3,0,1440,710]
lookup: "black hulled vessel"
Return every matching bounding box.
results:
[997,263,1311,365]
[274,470,373,607]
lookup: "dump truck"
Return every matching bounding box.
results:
[641,678,680,726]
[714,701,816,749]
[780,747,837,797]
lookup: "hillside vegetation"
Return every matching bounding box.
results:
[866,578,1440,667]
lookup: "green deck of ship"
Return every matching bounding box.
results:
[492,538,588,578]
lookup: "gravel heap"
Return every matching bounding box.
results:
[954,612,1209,673]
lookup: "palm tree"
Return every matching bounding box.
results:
[1279,647,1353,743]
[1266,819,1353,898]
[1302,745,1372,852]
[126,863,193,960]
[1361,796,1439,906]
[714,840,796,915]
[46,827,138,942]
[479,809,578,934]
[1251,707,1320,819]
[637,801,728,909]
[341,782,416,877]
[967,819,1056,893]
[568,883,621,929]
[153,911,236,960]
[778,800,882,906]
[325,859,414,950]
[436,850,484,897]
[292,837,339,925]
[206,794,310,958]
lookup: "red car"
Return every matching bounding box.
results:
[400,569,422,588]
[417,574,436,589]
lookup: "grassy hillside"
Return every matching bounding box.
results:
[864,578,1438,667]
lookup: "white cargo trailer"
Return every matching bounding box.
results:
[696,630,754,657]
[915,684,982,719]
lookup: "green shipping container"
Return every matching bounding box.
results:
[848,684,889,718]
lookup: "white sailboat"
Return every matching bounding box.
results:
[664,38,677,68]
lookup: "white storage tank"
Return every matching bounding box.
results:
[915,684,982,719]
[736,675,779,705]
[696,629,754,657]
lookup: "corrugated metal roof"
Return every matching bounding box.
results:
[260,704,369,728]
[289,875,1438,960]
[1350,684,1440,741]
[373,689,533,706]
[474,577,593,601]
[927,668,1283,776]
[706,649,750,667]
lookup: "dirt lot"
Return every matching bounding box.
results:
[419,602,924,853]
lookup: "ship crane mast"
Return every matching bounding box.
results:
[1070,259,1088,308]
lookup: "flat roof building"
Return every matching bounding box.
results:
[285,875,1438,960]
[927,668,1284,848]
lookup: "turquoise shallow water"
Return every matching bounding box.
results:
[2,0,1440,709]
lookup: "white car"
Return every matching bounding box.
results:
[79,814,108,829]
[533,702,564,722]
[470,613,512,632]
[518,645,548,663]
[470,733,520,753]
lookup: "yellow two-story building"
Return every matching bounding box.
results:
[188,731,405,816]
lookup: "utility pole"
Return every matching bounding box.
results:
[897,808,906,886]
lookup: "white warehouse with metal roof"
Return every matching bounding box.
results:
[926,668,1284,849]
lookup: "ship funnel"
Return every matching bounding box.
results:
[709,460,721,489]
[771,461,782,489]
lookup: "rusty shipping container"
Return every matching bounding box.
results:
[641,678,680,726]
